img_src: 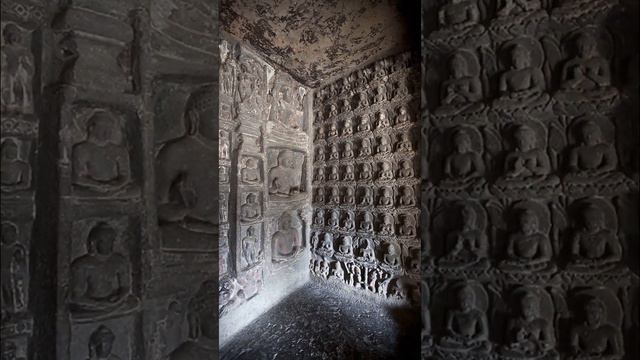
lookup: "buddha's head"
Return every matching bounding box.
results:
[1,138,19,161]
[514,125,536,151]
[457,285,476,311]
[88,325,115,358]
[450,52,468,78]
[88,222,116,256]
[520,292,541,320]
[519,210,539,235]
[87,112,116,145]
[580,120,603,146]
[583,204,605,232]
[512,44,531,69]
[584,297,605,327]
[576,33,599,58]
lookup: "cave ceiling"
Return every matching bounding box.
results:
[221,0,419,87]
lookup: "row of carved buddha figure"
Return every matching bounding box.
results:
[313,185,417,208]
[314,107,414,139]
[311,231,420,272]
[425,197,627,275]
[314,52,415,104]
[426,120,634,197]
[314,135,416,163]
[313,209,417,238]
[422,281,625,360]
[429,30,620,117]
[315,78,414,121]
[314,161,416,184]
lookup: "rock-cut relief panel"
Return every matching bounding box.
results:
[267,148,306,201]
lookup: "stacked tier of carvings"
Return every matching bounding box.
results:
[218,40,310,319]
[421,1,638,360]
[1,19,36,360]
[310,52,421,303]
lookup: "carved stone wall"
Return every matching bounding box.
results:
[2,0,219,359]
[310,52,422,304]
[421,1,639,359]
[218,34,312,345]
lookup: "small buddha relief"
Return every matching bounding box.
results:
[72,111,132,194]
[343,164,355,181]
[376,134,392,155]
[342,211,356,232]
[343,186,355,206]
[563,118,630,195]
[327,123,338,138]
[499,201,555,273]
[272,210,303,262]
[394,78,410,99]
[314,147,325,163]
[240,193,262,222]
[492,38,550,113]
[398,186,416,208]
[328,103,338,118]
[359,211,374,233]
[313,209,325,227]
[360,163,373,180]
[377,186,394,208]
[356,237,376,264]
[336,235,354,258]
[342,118,353,136]
[378,161,394,181]
[434,50,485,118]
[313,167,325,184]
[357,114,371,133]
[427,0,487,49]
[436,201,490,270]
[328,186,340,205]
[399,213,417,237]
[436,281,492,354]
[1,137,31,193]
[342,141,354,159]
[328,209,340,229]
[499,286,558,359]
[489,0,548,43]
[568,289,624,360]
[398,159,415,178]
[396,132,413,152]
[395,105,411,126]
[328,143,340,160]
[315,126,325,141]
[382,241,401,270]
[359,187,374,206]
[327,165,339,181]
[379,213,395,236]
[219,165,229,184]
[359,137,373,157]
[240,156,262,184]
[317,232,334,257]
[357,90,370,108]
[438,126,486,193]
[69,222,139,321]
[376,110,390,129]
[566,198,622,273]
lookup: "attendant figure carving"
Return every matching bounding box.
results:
[169,281,216,359]
[1,24,33,114]
[241,226,260,268]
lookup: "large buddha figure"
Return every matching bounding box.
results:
[156,86,217,233]
[1,138,31,192]
[567,204,621,272]
[493,44,549,111]
[569,297,624,360]
[494,125,558,191]
[272,211,303,260]
[499,209,553,272]
[440,129,485,190]
[564,120,627,190]
[500,290,556,358]
[435,51,484,116]
[439,284,491,353]
[438,204,489,269]
[73,111,131,193]
[268,150,302,196]
[556,33,617,103]
[69,222,139,318]
[169,281,216,359]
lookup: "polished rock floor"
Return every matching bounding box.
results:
[221,280,420,360]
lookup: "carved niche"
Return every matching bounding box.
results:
[271,210,304,263]
[0,136,32,193]
[267,148,306,199]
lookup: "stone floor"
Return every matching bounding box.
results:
[220,280,421,360]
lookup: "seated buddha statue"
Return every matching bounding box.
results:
[315,126,325,141]
[343,118,353,136]
[500,290,556,358]
[342,98,351,113]
[343,165,355,181]
[439,284,492,353]
[377,135,392,155]
[398,160,414,178]
[240,193,261,221]
[438,204,489,269]
[313,168,324,183]
[328,144,340,160]
[396,133,413,152]
[394,78,409,98]
[399,214,416,237]
[360,163,373,180]
[440,129,485,190]
[329,187,340,205]
[314,187,324,203]
[567,204,622,273]
[569,297,624,360]
[358,115,371,132]
[342,212,355,232]
[378,187,393,207]
[360,188,373,206]
[358,90,370,108]
[337,235,353,256]
[564,120,627,190]
[314,209,324,226]
[360,212,374,232]
[360,137,372,157]
[434,52,485,117]
[319,233,334,254]
[376,111,390,129]
[383,242,401,268]
[493,44,549,111]
[494,125,559,191]
[499,209,554,272]
[328,210,339,229]
[328,166,339,181]
[343,187,355,205]
[379,161,394,180]
[241,157,261,184]
[315,147,324,163]
[375,84,387,103]
[380,213,395,235]
[398,186,415,207]
[431,0,485,42]
[328,103,338,118]
[343,142,354,159]
[395,106,410,125]
[358,238,376,262]
[556,33,618,104]
[327,123,338,138]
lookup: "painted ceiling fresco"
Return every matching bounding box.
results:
[221,0,419,87]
